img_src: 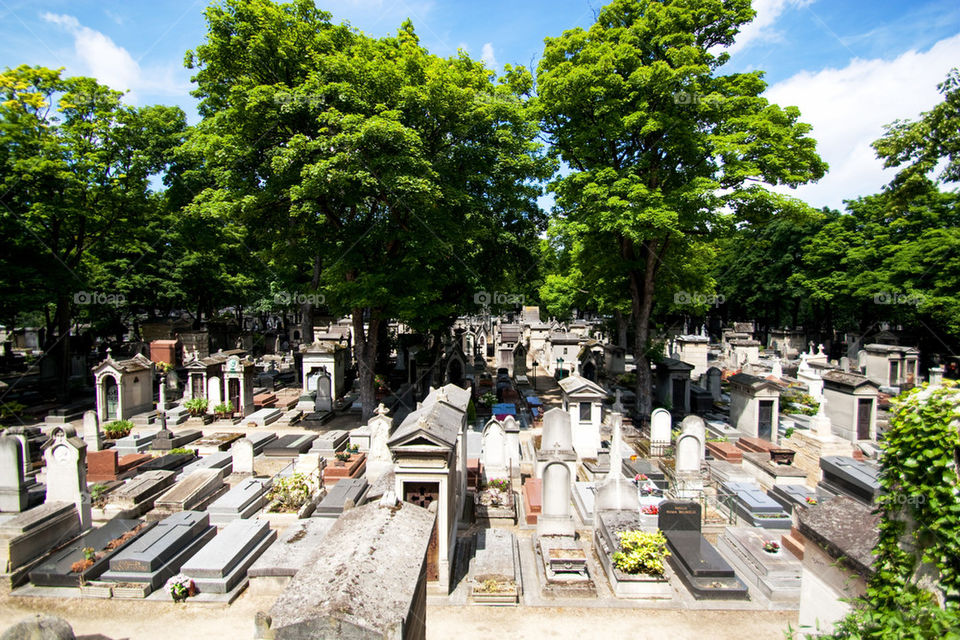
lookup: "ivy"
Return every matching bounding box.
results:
[814,381,960,639]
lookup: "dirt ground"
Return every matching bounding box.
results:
[0,594,795,639]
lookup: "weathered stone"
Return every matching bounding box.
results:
[0,614,75,640]
[181,518,276,593]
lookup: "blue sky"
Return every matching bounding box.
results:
[1,0,959,209]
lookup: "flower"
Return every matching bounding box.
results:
[762,541,780,553]
[641,504,659,515]
[167,574,194,601]
[805,496,818,505]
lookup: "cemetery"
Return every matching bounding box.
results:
[0,1,958,638]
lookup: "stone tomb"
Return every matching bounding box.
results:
[181,451,234,477]
[818,456,880,505]
[247,518,336,594]
[716,526,802,603]
[594,510,672,599]
[231,438,256,476]
[151,428,202,451]
[740,452,808,491]
[307,430,348,458]
[768,484,819,514]
[720,481,792,529]
[86,450,151,483]
[572,482,597,526]
[149,469,228,521]
[137,452,197,474]
[207,477,274,526]
[262,434,317,457]
[0,502,81,583]
[193,432,244,456]
[707,459,756,485]
[180,518,276,595]
[29,519,147,587]
[522,478,541,525]
[100,470,177,520]
[658,501,748,600]
[244,408,283,428]
[468,528,521,604]
[113,431,158,455]
[101,510,216,594]
[246,432,279,455]
[313,478,369,518]
[705,440,742,463]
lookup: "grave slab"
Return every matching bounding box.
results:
[716,525,802,603]
[313,478,368,518]
[262,434,317,457]
[0,502,81,577]
[150,469,228,520]
[192,432,244,456]
[181,451,234,477]
[818,456,880,505]
[247,518,335,579]
[114,432,158,456]
[102,470,176,519]
[28,519,149,587]
[720,481,792,529]
[181,518,276,593]
[243,408,282,428]
[151,429,202,451]
[768,484,819,513]
[207,477,273,526]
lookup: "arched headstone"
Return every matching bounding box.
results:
[541,461,571,518]
[541,408,572,452]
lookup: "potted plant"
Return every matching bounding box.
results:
[183,397,208,417]
[334,451,351,466]
[103,420,134,439]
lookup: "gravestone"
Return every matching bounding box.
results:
[657,500,748,600]
[102,470,176,519]
[150,469,228,520]
[28,518,145,587]
[42,429,91,530]
[314,373,332,412]
[0,502,82,577]
[246,431,279,455]
[248,518,336,580]
[675,415,705,473]
[207,476,273,525]
[365,404,394,482]
[721,481,792,529]
[716,526,802,603]
[649,408,672,447]
[114,431,158,455]
[541,408,573,452]
[100,510,216,592]
[313,478,369,518]
[151,427,202,451]
[137,451,196,474]
[245,408,283,428]
[181,518,276,594]
[0,437,28,512]
[193,432,244,455]
[181,451,233,476]
[82,411,102,453]
[705,367,722,402]
[263,434,317,457]
[482,419,508,480]
[232,438,255,475]
[818,456,880,505]
[537,460,575,537]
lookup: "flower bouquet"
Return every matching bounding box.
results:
[168,574,195,602]
[762,541,780,554]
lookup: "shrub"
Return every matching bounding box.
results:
[213,401,233,415]
[103,420,133,438]
[611,530,670,576]
[183,397,208,416]
[485,478,511,493]
[267,473,317,512]
[167,447,196,456]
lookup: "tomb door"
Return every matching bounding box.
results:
[758,400,774,440]
[672,378,686,410]
[190,374,204,401]
[857,399,872,440]
[582,360,596,381]
[228,378,241,412]
[103,376,119,420]
[889,360,900,385]
[404,481,440,581]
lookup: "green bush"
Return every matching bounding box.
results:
[183,397,208,416]
[267,473,317,512]
[611,530,670,576]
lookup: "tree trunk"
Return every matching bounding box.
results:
[615,310,628,349]
[352,309,380,422]
[628,243,659,421]
[55,293,71,402]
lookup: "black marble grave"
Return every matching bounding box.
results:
[262,434,317,457]
[658,500,748,600]
[29,519,150,587]
[137,452,197,473]
[818,456,880,505]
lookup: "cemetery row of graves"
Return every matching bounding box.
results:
[0,306,955,638]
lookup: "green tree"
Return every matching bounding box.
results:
[536,0,826,414]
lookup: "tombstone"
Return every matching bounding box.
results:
[928,366,944,386]
[365,404,394,482]
[42,429,91,530]
[206,476,274,525]
[207,375,222,408]
[703,367,722,402]
[0,437,30,513]
[82,411,101,453]
[232,438,255,475]
[541,407,573,452]
[675,416,705,474]
[314,372,332,412]
[180,518,277,594]
[537,460,575,537]
[649,408,672,456]
[481,419,508,480]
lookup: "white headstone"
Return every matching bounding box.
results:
[650,408,672,444]
[43,429,91,529]
[771,360,783,379]
[541,407,572,452]
[232,438,255,475]
[541,461,571,519]
[675,415,705,474]
[366,403,394,481]
[0,436,27,512]
[482,419,507,478]
[82,410,101,453]
[208,376,222,407]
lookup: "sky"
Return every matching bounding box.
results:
[1,0,959,211]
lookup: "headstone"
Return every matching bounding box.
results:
[657,500,702,533]
[541,408,573,452]
[649,408,672,452]
[180,518,276,594]
[705,368,722,402]
[482,419,508,479]
[0,437,28,512]
[82,411,101,453]
[537,460,575,537]
[366,405,394,482]
[232,438,255,475]
[42,429,91,530]
[314,372,332,412]
[675,415,705,474]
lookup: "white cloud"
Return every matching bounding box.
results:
[765,33,960,210]
[726,0,814,55]
[42,12,188,104]
[481,42,497,70]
